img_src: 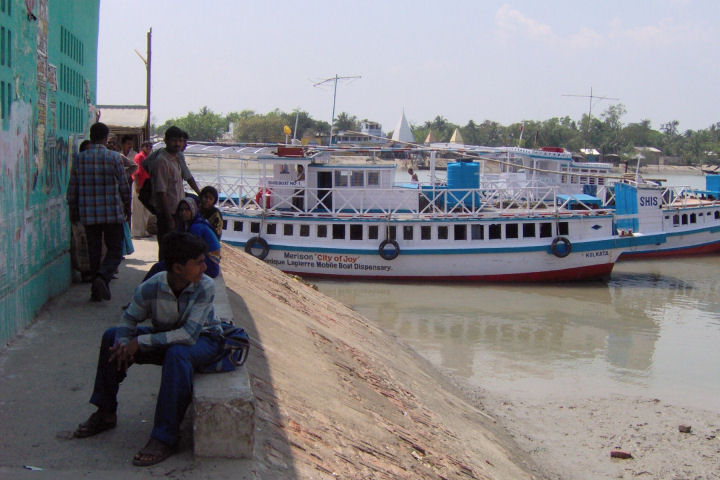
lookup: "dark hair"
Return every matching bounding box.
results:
[79,140,91,152]
[162,232,207,271]
[121,134,133,144]
[89,122,109,142]
[200,185,219,204]
[141,141,152,148]
[181,130,189,140]
[164,126,184,141]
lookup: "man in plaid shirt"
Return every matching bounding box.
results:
[73,232,223,467]
[67,122,131,301]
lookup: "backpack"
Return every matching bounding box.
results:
[138,174,156,214]
[138,150,160,214]
[198,321,251,373]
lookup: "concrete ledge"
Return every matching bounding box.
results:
[192,270,255,459]
[193,367,255,458]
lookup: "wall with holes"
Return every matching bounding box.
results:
[0,0,99,344]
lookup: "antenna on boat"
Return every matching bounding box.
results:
[562,86,619,147]
[313,74,362,146]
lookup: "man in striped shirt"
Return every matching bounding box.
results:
[73,232,223,466]
[67,122,131,301]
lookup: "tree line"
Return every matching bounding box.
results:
[157,105,720,165]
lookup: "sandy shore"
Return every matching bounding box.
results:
[445,375,720,480]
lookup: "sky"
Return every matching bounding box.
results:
[97,0,720,135]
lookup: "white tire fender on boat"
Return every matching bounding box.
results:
[378,239,400,260]
[550,236,572,258]
[245,236,270,260]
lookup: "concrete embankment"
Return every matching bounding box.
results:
[222,245,540,479]
[0,238,540,479]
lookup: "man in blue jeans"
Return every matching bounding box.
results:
[73,232,222,466]
[67,122,131,301]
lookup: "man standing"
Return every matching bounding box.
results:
[131,141,153,238]
[148,126,187,260]
[67,122,131,301]
[73,232,223,466]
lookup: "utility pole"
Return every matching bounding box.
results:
[313,74,361,145]
[562,86,618,147]
[134,28,152,140]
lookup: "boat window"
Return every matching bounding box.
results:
[598,177,605,185]
[266,223,276,235]
[489,224,501,240]
[317,225,327,238]
[251,222,260,234]
[438,226,448,240]
[506,223,518,239]
[350,224,363,240]
[403,225,414,240]
[558,222,569,235]
[233,221,243,232]
[673,214,680,225]
[332,224,345,239]
[300,225,310,237]
[368,225,378,239]
[715,211,720,219]
[471,224,483,240]
[387,225,397,240]
[589,176,596,185]
[682,214,688,225]
[421,225,432,240]
[540,222,552,238]
[570,175,578,184]
[284,224,293,236]
[222,220,228,231]
[690,213,696,223]
[522,223,535,238]
[334,170,349,187]
[351,171,364,187]
[367,171,379,186]
[454,225,467,240]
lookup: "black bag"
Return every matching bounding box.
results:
[198,322,250,373]
[138,178,156,214]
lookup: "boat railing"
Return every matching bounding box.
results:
[195,174,611,219]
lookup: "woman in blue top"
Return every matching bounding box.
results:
[175,197,221,278]
[144,197,221,280]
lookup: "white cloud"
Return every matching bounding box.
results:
[494,4,557,43]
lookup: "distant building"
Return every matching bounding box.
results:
[391,111,414,144]
[1,0,100,344]
[335,121,385,145]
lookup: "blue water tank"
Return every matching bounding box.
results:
[447,162,480,208]
[706,174,720,193]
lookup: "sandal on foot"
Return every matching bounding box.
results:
[73,411,116,438]
[132,438,177,467]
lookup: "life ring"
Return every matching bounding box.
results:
[550,236,572,258]
[378,239,400,260]
[254,188,272,208]
[245,236,269,260]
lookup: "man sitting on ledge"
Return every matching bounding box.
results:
[73,232,223,467]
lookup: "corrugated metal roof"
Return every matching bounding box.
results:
[96,105,148,128]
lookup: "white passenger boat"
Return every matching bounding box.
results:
[194,146,664,282]
[614,176,720,258]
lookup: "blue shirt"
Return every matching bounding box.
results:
[117,272,221,347]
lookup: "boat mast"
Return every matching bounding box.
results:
[562,86,619,148]
[313,74,361,145]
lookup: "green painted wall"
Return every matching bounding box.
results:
[0,0,99,344]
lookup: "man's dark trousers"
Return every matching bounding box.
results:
[85,223,124,285]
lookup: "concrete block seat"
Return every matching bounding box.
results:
[192,272,255,458]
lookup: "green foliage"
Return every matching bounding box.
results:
[158,106,720,165]
[158,106,227,141]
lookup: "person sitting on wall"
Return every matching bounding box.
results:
[199,185,224,240]
[143,197,221,281]
[72,232,223,467]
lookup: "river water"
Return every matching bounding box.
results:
[195,160,719,412]
[310,173,720,413]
